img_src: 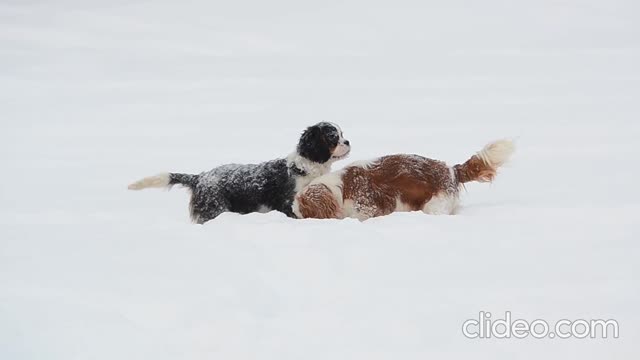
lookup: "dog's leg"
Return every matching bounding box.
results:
[423,192,458,215]
[189,190,228,224]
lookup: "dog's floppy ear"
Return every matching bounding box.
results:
[297,125,332,163]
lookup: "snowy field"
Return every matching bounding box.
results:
[1,0,639,359]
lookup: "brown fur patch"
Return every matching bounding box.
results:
[340,155,455,218]
[295,184,342,219]
[453,155,496,183]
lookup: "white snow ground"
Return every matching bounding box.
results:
[1,0,639,359]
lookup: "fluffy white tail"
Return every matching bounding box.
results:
[454,139,515,183]
[128,173,170,190]
[476,139,515,169]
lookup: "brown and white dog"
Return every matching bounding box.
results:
[293,139,514,220]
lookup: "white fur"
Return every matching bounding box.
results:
[257,205,272,213]
[342,199,368,221]
[309,170,345,203]
[287,152,333,192]
[423,192,458,215]
[292,198,302,218]
[128,173,170,190]
[330,122,351,160]
[476,139,515,168]
[394,198,414,212]
[449,166,456,183]
[348,158,377,169]
[332,144,351,159]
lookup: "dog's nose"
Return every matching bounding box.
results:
[344,140,350,146]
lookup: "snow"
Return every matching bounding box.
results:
[1,0,639,359]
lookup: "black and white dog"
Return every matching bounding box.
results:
[128,122,350,223]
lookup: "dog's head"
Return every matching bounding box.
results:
[297,122,351,164]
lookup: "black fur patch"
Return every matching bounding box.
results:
[168,122,344,223]
[296,122,340,163]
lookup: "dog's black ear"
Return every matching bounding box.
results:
[297,125,332,163]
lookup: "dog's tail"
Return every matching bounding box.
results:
[453,139,514,184]
[128,172,198,190]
